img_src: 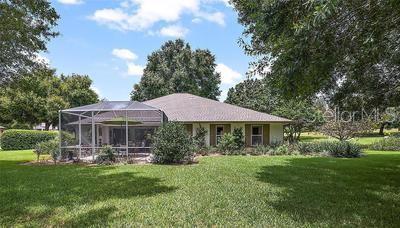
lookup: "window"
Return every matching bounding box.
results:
[216,126,224,144]
[251,126,263,146]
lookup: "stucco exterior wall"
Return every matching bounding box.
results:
[269,123,284,144]
[190,122,284,147]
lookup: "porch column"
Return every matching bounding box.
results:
[78,116,82,158]
[91,111,95,161]
[125,110,129,158]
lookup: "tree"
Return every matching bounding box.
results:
[130,39,221,101]
[0,67,65,129]
[327,64,400,135]
[272,100,323,143]
[0,68,98,129]
[231,0,400,99]
[0,0,59,84]
[225,78,280,113]
[320,120,372,141]
[60,74,99,108]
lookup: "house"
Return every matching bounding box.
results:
[143,93,291,147]
[33,123,57,131]
[59,93,290,158]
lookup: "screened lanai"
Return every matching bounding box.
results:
[59,101,165,161]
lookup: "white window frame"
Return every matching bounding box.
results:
[216,125,224,145]
[251,125,263,146]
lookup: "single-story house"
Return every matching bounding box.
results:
[143,93,291,146]
[59,93,290,157]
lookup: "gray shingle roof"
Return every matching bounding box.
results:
[143,93,291,123]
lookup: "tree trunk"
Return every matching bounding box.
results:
[379,123,386,136]
[45,122,51,131]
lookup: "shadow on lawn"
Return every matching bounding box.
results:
[0,161,177,226]
[256,154,400,226]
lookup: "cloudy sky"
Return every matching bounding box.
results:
[46,0,253,101]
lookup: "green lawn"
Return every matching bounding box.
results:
[1,150,400,227]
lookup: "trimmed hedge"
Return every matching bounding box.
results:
[1,129,58,150]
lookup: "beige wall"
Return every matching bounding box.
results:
[269,123,284,144]
[189,122,284,147]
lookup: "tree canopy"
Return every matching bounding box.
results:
[231,0,400,99]
[272,100,323,143]
[225,78,279,114]
[0,0,59,84]
[130,39,221,101]
[0,67,98,129]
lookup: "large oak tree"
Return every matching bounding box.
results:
[130,39,221,101]
[231,0,400,99]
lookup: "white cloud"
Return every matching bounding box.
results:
[89,9,129,31]
[159,25,189,38]
[196,11,225,26]
[90,0,226,32]
[127,63,144,76]
[216,63,242,85]
[90,86,101,97]
[58,0,83,5]
[219,88,229,101]
[112,48,138,61]
[111,48,144,77]
[192,18,202,23]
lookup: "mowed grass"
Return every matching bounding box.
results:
[1,150,400,227]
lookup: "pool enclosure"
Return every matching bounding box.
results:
[59,101,165,161]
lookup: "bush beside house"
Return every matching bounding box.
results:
[151,122,194,164]
[1,129,57,150]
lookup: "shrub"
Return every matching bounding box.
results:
[1,129,57,150]
[95,145,116,164]
[298,141,362,158]
[35,139,59,163]
[249,145,272,155]
[60,131,76,146]
[152,122,194,164]
[370,137,400,151]
[232,128,245,150]
[390,132,400,138]
[274,145,290,155]
[34,142,47,162]
[193,126,207,151]
[217,133,243,155]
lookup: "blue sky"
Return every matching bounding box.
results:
[44,0,254,101]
